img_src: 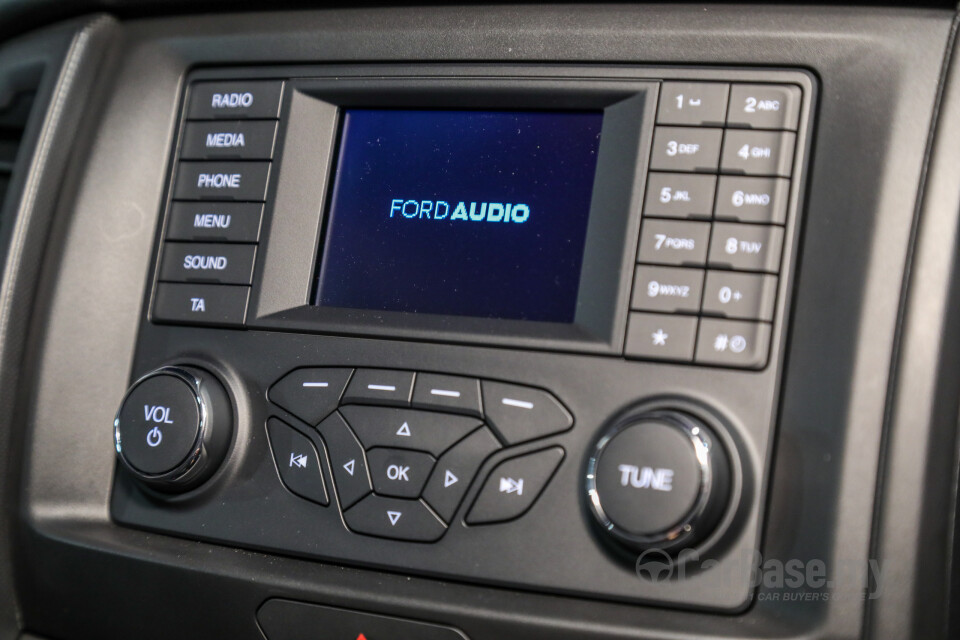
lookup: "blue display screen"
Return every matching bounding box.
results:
[313,109,603,322]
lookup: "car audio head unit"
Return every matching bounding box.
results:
[112,64,814,612]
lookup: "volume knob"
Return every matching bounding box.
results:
[586,409,730,553]
[114,366,232,492]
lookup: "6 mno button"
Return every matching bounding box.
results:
[587,409,730,552]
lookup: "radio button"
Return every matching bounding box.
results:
[631,266,704,314]
[187,80,283,120]
[625,312,697,362]
[266,418,328,506]
[657,82,730,127]
[481,382,572,445]
[727,84,802,131]
[367,448,436,499]
[269,368,353,426]
[644,172,717,220]
[342,369,415,407]
[340,406,481,456]
[720,130,795,177]
[343,495,446,542]
[714,176,790,225]
[181,121,278,160]
[637,219,711,267]
[317,412,371,509]
[422,427,501,523]
[649,127,723,173]
[412,373,482,417]
[466,447,564,525]
[159,242,256,285]
[166,202,263,243]
[173,161,271,202]
[707,223,784,273]
[695,318,772,369]
[152,283,248,326]
[702,271,778,321]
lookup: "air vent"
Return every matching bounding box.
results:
[0,68,40,211]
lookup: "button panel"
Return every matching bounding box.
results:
[153,79,284,327]
[631,81,803,369]
[268,368,573,541]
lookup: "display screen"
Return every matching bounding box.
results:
[313,108,603,323]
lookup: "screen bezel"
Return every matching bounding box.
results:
[246,72,658,355]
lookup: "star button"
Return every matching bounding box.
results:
[651,329,669,346]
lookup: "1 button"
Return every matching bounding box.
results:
[702,271,778,321]
[173,161,271,201]
[637,219,711,266]
[625,312,698,361]
[153,283,249,327]
[268,367,353,426]
[466,447,564,525]
[412,373,482,417]
[317,413,371,509]
[343,495,446,542]
[367,448,435,499]
[266,418,328,506]
[181,121,278,160]
[657,82,730,126]
[695,318,771,369]
[422,427,501,523]
[166,202,263,243]
[727,84,802,131]
[481,382,573,445]
[649,127,723,173]
[631,266,704,314]
[708,223,784,273]
[720,130,795,177]
[339,406,481,456]
[644,173,717,219]
[341,369,415,407]
[187,80,283,120]
[159,242,256,285]
[714,176,790,225]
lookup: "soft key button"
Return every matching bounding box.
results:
[632,266,704,314]
[720,130,796,177]
[173,161,271,201]
[637,219,711,266]
[268,367,353,426]
[480,381,573,445]
[707,223,784,273]
[643,173,716,219]
[412,373,482,417]
[187,80,283,120]
[180,121,278,160]
[341,369,415,407]
[657,82,730,126]
[649,127,723,173]
[166,202,263,243]
[714,176,790,225]
[727,84,802,131]
[159,242,256,285]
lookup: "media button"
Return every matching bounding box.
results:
[166,202,263,243]
[480,382,572,445]
[159,242,256,285]
[181,120,278,160]
[466,447,564,525]
[152,282,249,326]
[411,373,482,417]
[367,448,436,499]
[187,80,283,120]
[173,161,271,202]
[343,495,446,542]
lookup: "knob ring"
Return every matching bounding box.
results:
[586,410,721,551]
[114,366,209,485]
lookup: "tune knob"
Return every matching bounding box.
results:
[586,409,730,553]
[114,366,232,492]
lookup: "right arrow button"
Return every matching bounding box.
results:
[422,427,501,523]
[466,447,564,525]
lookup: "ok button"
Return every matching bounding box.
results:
[366,448,436,498]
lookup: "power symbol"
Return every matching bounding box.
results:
[146,426,163,448]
